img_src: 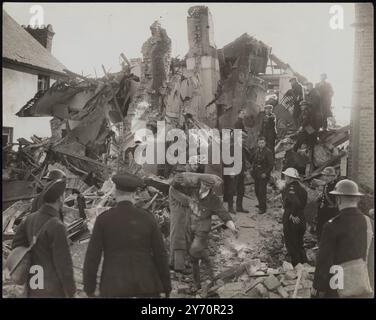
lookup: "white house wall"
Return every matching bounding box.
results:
[2,67,53,141]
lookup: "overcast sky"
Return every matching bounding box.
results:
[4,2,355,124]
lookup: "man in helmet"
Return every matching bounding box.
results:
[316,167,342,241]
[312,179,374,298]
[31,169,67,214]
[281,167,308,266]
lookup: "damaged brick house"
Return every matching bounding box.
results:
[2,10,68,151]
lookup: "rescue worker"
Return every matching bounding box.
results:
[224,129,252,213]
[169,155,205,272]
[234,109,247,133]
[294,100,318,152]
[83,173,171,298]
[305,82,322,130]
[316,73,334,131]
[260,104,277,158]
[170,172,238,290]
[12,179,76,297]
[313,179,374,298]
[282,139,310,177]
[31,169,67,214]
[251,136,274,214]
[289,77,304,128]
[281,168,308,266]
[316,167,341,241]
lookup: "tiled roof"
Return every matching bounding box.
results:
[3,10,67,75]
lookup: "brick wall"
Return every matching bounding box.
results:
[349,3,374,191]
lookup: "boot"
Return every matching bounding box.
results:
[236,197,249,213]
[228,202,236,214]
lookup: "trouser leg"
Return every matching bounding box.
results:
[258,178,267,211]
[236,173,245,209]
[189,234,209,289]
[254,178,260,204]
[284,222,307,266]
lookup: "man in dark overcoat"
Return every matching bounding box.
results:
[313,179,374,298]
[12,179,76,298]
[83,173,171,298]
[281,168,308,266]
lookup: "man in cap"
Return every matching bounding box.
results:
[251,136,274,214]
[223,129,252,213]
[170,172,238,290]
[31,168,67,214]
[260,104,277,158]
[289,77,304,128]
[281,168,308,266]
[316,167,341,241]
[313,179,374,298]
[83,173,171,298]
[315,73,334,131]
[12,179,76,297]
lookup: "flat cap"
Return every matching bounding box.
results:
[42,169,66,181]
[289,77,297,82]
[43,179,66,203]
[112,173,144,192]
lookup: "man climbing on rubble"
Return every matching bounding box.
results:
[316,167,342,241]
[169,171,238,291]
[259,104,277,159]
[312,179,374,298]
[12,179,76,297]
[234,109,247,133]
[83,173,171,298]
[289,77,304,128]
[294,100,319,153]
[281,168,308,266]
[305,82,322,131]
[251,136,274,214]
[315,73,334,131]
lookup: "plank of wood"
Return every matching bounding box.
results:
[3,194,39,203]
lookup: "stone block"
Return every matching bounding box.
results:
[277,286,289,298]
[282,261,294,272]
[263,274,281,291]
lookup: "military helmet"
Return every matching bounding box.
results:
[321,166,337,176]
[329,179,364,196]
[282,168,300,179]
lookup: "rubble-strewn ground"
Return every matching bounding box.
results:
[3,183,317,299]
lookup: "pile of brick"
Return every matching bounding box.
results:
[206,259,315,299]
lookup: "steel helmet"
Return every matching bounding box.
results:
[329,179,364,196]
[321,166,337,176]
[282,168,300,179]
[42,169,66,181]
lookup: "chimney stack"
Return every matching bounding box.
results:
[23,24,55,52]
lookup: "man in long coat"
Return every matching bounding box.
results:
[12,179,76,298]
[83,173,171,298]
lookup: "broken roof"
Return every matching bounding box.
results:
[2,10,67,76]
